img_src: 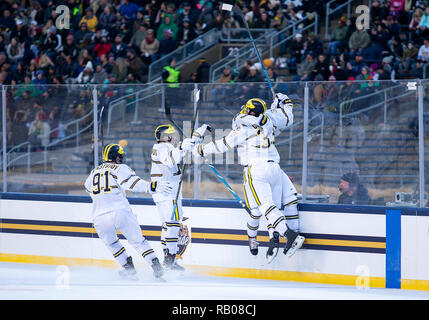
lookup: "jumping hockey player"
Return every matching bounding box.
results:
[150,124,207,270]
[192,94,304,260]
[84,143,172,280]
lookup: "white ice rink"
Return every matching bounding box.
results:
[1,262,428,300]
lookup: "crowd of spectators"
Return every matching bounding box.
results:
[284,0,429,83]
[1,0,325,151]
[4,0,429,151]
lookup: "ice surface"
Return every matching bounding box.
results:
[0,262,428,300]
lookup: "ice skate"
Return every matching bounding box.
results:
[119,256,138,280]
[248,236,259,255]
[266,231,280,263]
[283,228,305,258]
[164,252,185,272]
[151,257,165,280]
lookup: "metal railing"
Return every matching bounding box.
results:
[324,0,355,40]
[148,28,220,83]
[106,85,162,136]
[5,109,94,173]
[209,12,318,83]
[219,28,275,43]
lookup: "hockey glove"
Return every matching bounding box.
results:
[150,181,173,195]
[180,138,196,152]
[271,93,293,109]
[192,124,212,143]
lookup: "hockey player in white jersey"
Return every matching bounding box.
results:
[84,143,172,280]
[150,124,206,270]
[192,94,304,259]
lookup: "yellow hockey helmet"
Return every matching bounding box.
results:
[102,144,124,163]
[155,124,178,143]
[240,98,267,117]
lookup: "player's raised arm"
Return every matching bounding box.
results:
[266,93,295,132]
[117,164,172,195]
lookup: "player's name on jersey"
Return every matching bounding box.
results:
[95,163,120,170]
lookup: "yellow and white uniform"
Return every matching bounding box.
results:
[195,93,299,239]
[84,162,159,267]
[150,141,184,255]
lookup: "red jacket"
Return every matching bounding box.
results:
[94,42,112,58]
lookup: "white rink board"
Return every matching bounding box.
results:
[1,196,429,289]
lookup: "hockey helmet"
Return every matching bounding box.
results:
[240,98,267,117]
[103,144,124,163]
[155,124,179,144]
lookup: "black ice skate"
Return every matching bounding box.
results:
[283,228,305,258]
[164,253,185,272]
[151,257,165,279]
[266,231,280,263]
[248,236,259,255]
[119,256,138,280]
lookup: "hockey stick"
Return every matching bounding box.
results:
[222,3,276,99]
[170,88,201,220]
[204,161,252,216]
[99,106,105,149]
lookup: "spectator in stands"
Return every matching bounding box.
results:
[286,33,304,74]
[296,52,317,81]
[98,5,117,32]
[158,29,177,58]
[418,6,429,39]
[338,172,371,205]
[312,54,330,81]
[271,9,288,54]
[409,7,424,42]
[350,54,368,76]
[6,37,23,66]
[177,17,197,47]
[397,41,419,74]
[348,24,371,59]
[305,33,323,58]
[212,66,235,103]
[11,110,28,150]
[94,35,112,58]
[120,0,140,21]
[111,34,128,59]
[92,63,108,84]
[327,16,349,55]
[28,110,51,151]
[157,14,178,41]
[140,29,160,64]
[76,61,94,84]
[126,48,145,82]
[195,57,210,83]
[416,38,429,73]
[74,22,92,47]
[79,8,98,32]
[222,13,240,38]
[129,22,148,53]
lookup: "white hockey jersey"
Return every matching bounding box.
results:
[150,142,183,202]
[84,162,153,219]
[199,101,293,166]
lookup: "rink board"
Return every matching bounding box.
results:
[1,193,429,291]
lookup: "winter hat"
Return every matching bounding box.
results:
[341,172,359,187]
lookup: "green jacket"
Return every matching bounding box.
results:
[332,25,348,41]
[157,14,178,40]
[349,30,371,50]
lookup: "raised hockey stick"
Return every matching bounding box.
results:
[170,88,201,220]
[222,2,276,99]
[99,105,105,149]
